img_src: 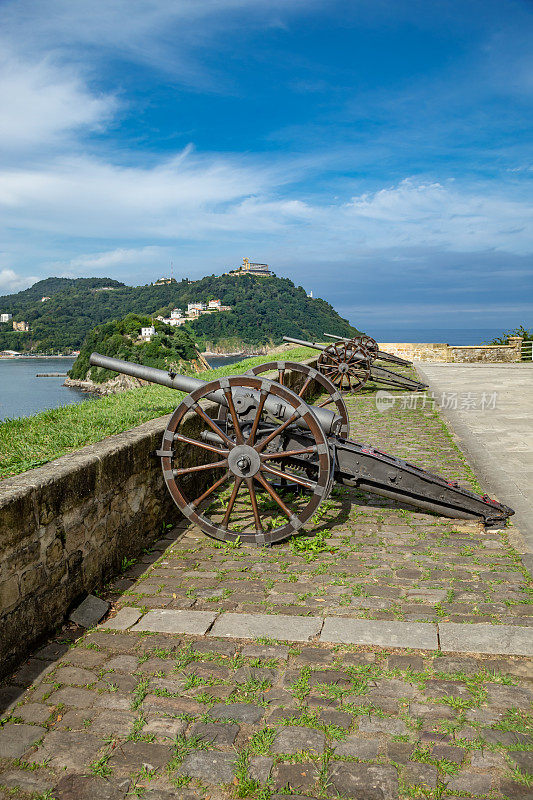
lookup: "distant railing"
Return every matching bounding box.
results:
[521,340,533,361]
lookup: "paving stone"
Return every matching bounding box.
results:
[249,755,273,782]
[102,607,143,631]
[131,609,218,634]
[508,750,533,774]
[499,779,533,799]
[387,654,425,671]
[11,659,56,687]
[272,726,326,754]
[69,594,110,628]
[333,735,381,758]
[272,763,318,792]
[108,741,172,772]
[447,771,494,794]
[423,679,473,699]
[15,702,51,724]
[189,721,239,746]
[320,618,438,649]
[241,644,290,660]
[439,622,533,656]
[64,648,107,668]
[52,774,130,800]
[431,744,465,763]
[357,716,409,735]
[89,709,136,736]
[0,723,45,757]
[233,665,277,683]
[209,612,322,642]
[308,669,352,688]
[45,686,96,707]
[387,742,414,764]
[191,639,237,656]
[105,655,139,672]
[85,632,137,651]
[430,656,479,674]
[179,751,237,783]
[143,716,188,738]
[209,702,264,724]
[402,762,437,789]
[25,731,102,769]
[485,684,533,709]
[365,678,419,699]
[469,750,506,768]
[328,762,399,800]
[53,665,97,685]
[93,692,132,710]
[318,709,353,729]
[0,769,55,794]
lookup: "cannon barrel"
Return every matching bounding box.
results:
[88,352,341,436]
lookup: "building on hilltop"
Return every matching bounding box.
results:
[140,326,155,341]
[13,321,30,332]
[154,277,176,286]
[225,257,274,277]
[41,296,51,302]
[0,313,13,323]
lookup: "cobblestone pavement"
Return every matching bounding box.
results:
[0,372,531,800]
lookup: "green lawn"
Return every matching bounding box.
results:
[0,347,317,480]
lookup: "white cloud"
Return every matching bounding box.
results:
[0,268,39,294]
[64,246,171,273]
[0,53,115,152]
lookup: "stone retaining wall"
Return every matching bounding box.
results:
[379,337,522,363]
[0,360,317,677]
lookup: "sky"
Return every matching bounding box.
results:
[0,0,531,333]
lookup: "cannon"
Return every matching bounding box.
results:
[323,333,412,367]
[89,352,513,545]
[282,336,427,392]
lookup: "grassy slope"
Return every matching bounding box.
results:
[0,347,316,479]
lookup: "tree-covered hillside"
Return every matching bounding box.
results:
[0,273,359,353]
[69,314,200,383]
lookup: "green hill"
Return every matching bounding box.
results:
[69,314,201,382]
[0,273,359,354]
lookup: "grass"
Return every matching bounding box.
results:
[0,346,316,479]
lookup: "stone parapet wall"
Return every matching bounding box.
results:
[379,337,522,363]
[0,359,317,677]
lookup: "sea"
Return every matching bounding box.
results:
[0,354,247,422]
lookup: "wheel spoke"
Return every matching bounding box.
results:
[222,477,242,527]
[297,376,313,398]
[261,445,317,460]
[193,405,235,448]
[224,389,245,444]
[255,411,300,453]
[278,368,285,385]
[246,478,263,533]
[247,389,268,445]
[192,470,230,507]
[173,459,227,476]
[174,433,229,457]
[262,464,316,490]
[255,472,294,519]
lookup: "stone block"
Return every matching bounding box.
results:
[209,702,264,724]
[209,612,322,642]
[69,594,110,628]
[189,721,239,746]
[108,741,172,772]
[272,726,325,754]
[328,762,399,800]
[0,723,44,757]
[333,736,380,758]
[320,618,438,650]
[52,774,130,800]
[272,762,318,792]
[130,609,218,635]
[179,751,237,784]
[439,622,533,656]
[25,731,102,769]
[103,607,143,631]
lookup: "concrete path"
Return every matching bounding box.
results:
[416,363,533,555]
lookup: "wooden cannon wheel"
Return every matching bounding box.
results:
[158,376,331,545]
[317,341,371,393]
[350,335,379,361]
[218,360,350,438]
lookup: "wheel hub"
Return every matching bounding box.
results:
[228,444,261,477]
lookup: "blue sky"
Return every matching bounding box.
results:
[0,0,531,332]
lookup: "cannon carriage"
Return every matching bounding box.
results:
[282,336,427,393]
[89,352,513,546]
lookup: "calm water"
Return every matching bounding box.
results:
[0,358,90,422]
[0,354,248,422]
[369,327,503,345]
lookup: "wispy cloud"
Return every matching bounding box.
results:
[0,268,40,293]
